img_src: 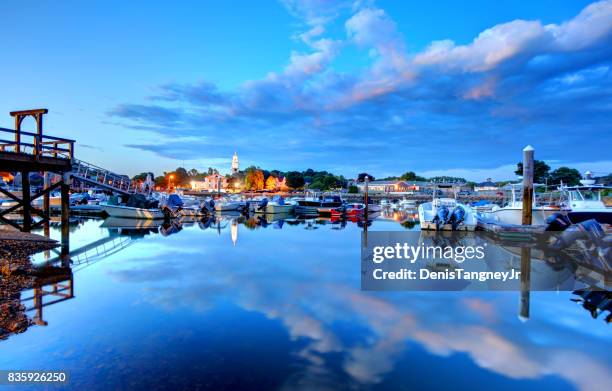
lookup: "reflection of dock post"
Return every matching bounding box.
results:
[519,247,531,321]
[60,173,70,266]
[43,172,50,216]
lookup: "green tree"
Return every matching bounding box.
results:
[549,167,582,186]
[286,171,305,189]
[357,173,375,182]
[515,160,550,183]
[400,171,426,182]
[348,185,359,193]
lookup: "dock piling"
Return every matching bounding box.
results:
[521,145,534,226]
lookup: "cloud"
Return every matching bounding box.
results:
[108,0,612,178]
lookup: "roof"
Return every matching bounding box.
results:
[358,180,409,185]
[476,181,497,187]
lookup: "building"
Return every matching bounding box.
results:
[190,173,228,192]
[474,178,498,192]
[231,152,239,175]
[355,180,418,194]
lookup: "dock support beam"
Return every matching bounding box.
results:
[21,171,31,232]
[521,145,534,226]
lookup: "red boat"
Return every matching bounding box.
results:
[330,203,366,218]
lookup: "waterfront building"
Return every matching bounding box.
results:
[355,180,417,194]
[190,173,228,192]
[474,178,498,192]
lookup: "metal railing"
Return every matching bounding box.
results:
[71,159,139,194]
[0,126,74,160]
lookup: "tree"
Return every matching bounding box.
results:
[245,169,264,190]
[348,185,359,193]
[549,167,582,186]
[286,171,305,189]
[515,160,550,183]
[207,167,219,175]
[154,176,166,187]
[265,175,277,191]
[400,171,426,182]
[357,173,375,182]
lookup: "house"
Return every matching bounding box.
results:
[474,178,498,192]
[190,173,229,192]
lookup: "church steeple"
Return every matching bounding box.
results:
[231,152,239,174]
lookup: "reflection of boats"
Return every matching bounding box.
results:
[418,198,476,231]
[100,204,165,219]
[561,185,612,225]
[101,217,161,229]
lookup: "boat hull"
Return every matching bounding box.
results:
[485,207,558,225]
[101,204,165,219]
[254,204,295,214]
[567,210,612,225]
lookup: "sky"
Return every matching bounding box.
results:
[1,0,611,181]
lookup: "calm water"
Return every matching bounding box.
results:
[1,215,610,391]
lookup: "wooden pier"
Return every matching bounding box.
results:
[0,109,73,236]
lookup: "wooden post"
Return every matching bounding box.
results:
[521,145,534,225]
[519,247,531,321]
[364,176,369,216]
[43,172,50,215]
[14,115,21,153]
[21,171,31,231]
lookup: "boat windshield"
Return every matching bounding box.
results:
[570,189,599,201]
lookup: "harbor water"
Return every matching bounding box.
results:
[1,216,610,391]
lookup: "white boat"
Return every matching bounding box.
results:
[418,197,477,231]
[399,199,417,209]
[482,184,560,225]
[380,199,390,208]
[561,184,612,225]
[101,203,165,219]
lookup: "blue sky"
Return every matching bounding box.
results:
[1,0,611,181]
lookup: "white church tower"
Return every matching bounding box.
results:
[231,152,239,174]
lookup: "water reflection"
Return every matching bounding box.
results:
[0,215,610,391]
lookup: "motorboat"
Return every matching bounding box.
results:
[398,198,417,209]
[560,185,612,225]
[482,184,561,225]
[100,204,165,219]
[295,193,343,216]
[331,203,365,218]
[215,196,246,212]
[252,196,295,214]
[380,199,390,208]
[418,197,477,231]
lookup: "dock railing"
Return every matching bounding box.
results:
[71,159,139,194]
[0,126,74,160]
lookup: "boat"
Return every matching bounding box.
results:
[295,194,344,216]
[398,199,417,209]
[560,185,612,225]
[482,184,561,225]
[214,196,245,212]
[100,203,165,219]
[380,199,390,208]
[418,197,477,231]
[331,203,365,218]
[251,196,295,214]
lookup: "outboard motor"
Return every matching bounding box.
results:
[548,219,607,251]
[545,212,572,232]
[449,206,465,231]
[434,205,449,230]
[258,197,269,212]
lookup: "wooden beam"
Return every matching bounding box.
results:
[21,170,31,231]
[10,108,49,116]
